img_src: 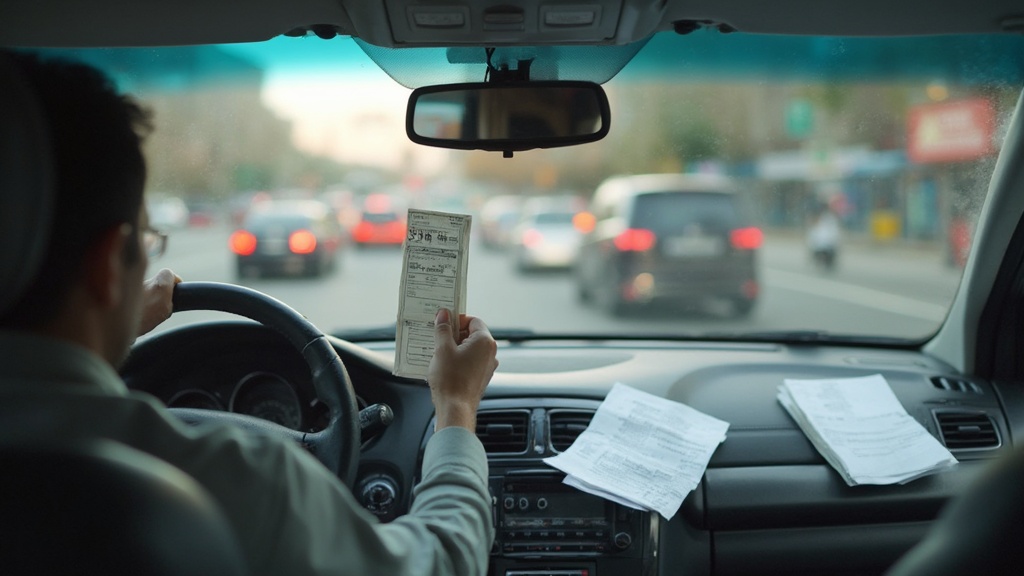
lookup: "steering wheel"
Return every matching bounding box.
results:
[165,281,360,487]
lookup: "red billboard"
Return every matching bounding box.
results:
[907,98,996,164]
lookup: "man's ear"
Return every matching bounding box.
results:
[81,224,131,310]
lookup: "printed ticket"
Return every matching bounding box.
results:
[394,209,471,379]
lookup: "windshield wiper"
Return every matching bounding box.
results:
[703,330,914,346]
[709,330,831,342]
[332,326,910,347]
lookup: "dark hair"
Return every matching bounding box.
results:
[0,50,153,329]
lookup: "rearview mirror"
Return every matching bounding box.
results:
[406,81,610,156]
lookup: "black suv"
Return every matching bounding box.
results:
[575,174,761,316]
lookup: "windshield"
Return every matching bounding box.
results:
[34,31,1024,342]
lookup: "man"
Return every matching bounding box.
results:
[0,51,499,575]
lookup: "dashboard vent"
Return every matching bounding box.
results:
[549,410,594,452]
[476,410,530,454]
[934,411,1000,450]
[931,376,982,394]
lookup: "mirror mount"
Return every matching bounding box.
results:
[486,51,534,157]
[486,48,534,84]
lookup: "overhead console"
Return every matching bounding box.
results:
[386,1,621,44]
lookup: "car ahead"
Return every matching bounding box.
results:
[350,209,407,247]
[479,194,524,250]
[576,174,761,316]
[511,208,584,272]
[510,197,586,272]
[6,1,1024,576]
[230,200,343,278]
[147,195,189,230]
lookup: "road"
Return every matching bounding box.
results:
[149,225,963,341]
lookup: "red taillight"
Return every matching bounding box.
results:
[742,280,759,299]
[229,230,257,256]
[289,230,317,254]
[614,228,656,252]
[730,227,763,250]
[352,222,373,243]
[522,228,543,247]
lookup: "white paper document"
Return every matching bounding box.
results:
[393,209,471,379]
[778,374,957,486]
[543,383,729,520]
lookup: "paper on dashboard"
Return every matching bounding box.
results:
[778,374,957,486]
[543,383,729,520]
[393,209,471,379]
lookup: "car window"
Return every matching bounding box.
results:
[245,214,312,229]
[362,212,400,224]
[631,193,742,234]
[32,31,1024,341]
[532,213,576,225]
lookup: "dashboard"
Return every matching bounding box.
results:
[123,320,1020,576]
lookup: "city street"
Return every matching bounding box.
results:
[149,225,963,341]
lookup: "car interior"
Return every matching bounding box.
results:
[4,1,1024,575]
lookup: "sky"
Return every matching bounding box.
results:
[222,37,451,174]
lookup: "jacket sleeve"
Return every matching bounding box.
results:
[185,423,493,576]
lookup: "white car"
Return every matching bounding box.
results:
[147,196,189,230]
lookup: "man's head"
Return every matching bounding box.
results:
[0,50,154,364]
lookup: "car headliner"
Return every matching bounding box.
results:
[2,0,1023,49]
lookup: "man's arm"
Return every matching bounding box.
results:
[374,308,498,575]
[238,308,497,576]
[427,308,499,431]
[155,305,498,576]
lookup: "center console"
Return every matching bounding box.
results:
[488,466,657,576]
[413,399,659,576]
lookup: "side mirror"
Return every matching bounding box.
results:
[406,81,610,155]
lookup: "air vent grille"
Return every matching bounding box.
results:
[934,411,1000,450]
[476,411,530,454]
[549,410,594,452]
[931,376,982,394]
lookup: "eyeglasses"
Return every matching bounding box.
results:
[142,226,168,259]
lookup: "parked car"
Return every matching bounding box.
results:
[511,200,585,272]
[230,200,343,278]
[576,174,762,316]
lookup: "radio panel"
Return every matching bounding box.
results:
[490,469,649,559]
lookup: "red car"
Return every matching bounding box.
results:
[351,210,406,247]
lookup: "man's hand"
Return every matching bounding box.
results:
[137,268,182,336]
[428,308,499,431]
